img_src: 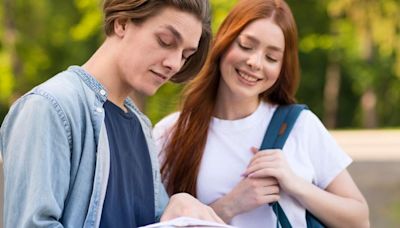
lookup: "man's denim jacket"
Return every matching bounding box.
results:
[0,66,169,227]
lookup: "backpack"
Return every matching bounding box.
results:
[259,104,325,228]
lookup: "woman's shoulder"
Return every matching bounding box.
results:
[290,106,336,146]
[296,107,325,130]
[153,112,181,140]
[154,112,180,129]
[264,103,323,129]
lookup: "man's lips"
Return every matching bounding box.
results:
[151,70,168,80]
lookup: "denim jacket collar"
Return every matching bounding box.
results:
[68,65,152,129]
[68,66,108,103]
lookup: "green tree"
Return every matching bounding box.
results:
[1,0,400,128]
[327,0,400,128]
[288,0,400,128]
[0,0,102,123]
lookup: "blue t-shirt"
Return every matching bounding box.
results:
[100,100,155,228]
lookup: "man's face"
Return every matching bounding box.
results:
[115,7,202,96]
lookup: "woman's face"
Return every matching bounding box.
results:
[219,18,285,102]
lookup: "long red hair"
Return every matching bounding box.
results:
[161,0,300,196]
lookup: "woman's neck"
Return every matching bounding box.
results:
[213,92,260,120]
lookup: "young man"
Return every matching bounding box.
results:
[0,0,221,227]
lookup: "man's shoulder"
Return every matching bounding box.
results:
[29,69,97,113]
[35,69,84,100]
[6,68,95,125]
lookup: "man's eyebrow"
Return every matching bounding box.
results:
[165,25,183,43]
[165,25,198,52]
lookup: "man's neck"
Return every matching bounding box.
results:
[82,39,130,111]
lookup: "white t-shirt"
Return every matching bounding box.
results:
[153,102,352,228]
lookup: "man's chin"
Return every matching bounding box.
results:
[139,87,159,97]
[128,88,156,107]
[145,88,159,96]
[130,84,163,98]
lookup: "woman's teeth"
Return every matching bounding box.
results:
[238,71,258,82]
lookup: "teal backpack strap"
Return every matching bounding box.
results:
[259,104,308,228]
[260,104,307,150]
[271,203,292,228]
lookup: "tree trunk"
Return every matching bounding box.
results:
[3,0,21,78]
[323,58,341,129]
[360,27,377,128]
[361,88,377,128]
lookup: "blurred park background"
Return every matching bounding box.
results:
[0,0,399,227]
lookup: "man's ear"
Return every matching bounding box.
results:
[114,18,129,37]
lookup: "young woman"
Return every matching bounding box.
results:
[154,0,369,227]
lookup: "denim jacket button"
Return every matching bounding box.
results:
[96,107,103,113]
[99,89,106,96]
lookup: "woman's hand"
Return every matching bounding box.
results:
[231,176,280,208]
[245,148,370,227]
[243,147,302,195]
[210,170,280,222]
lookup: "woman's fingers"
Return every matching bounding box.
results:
[247,149,281,167]
[244,161,279,177]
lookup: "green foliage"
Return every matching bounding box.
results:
[0,0,102,123]
[0,0,400,128]
[210,0,238,32]
[146,83,184,124]
[0,53,14,102]
[71,0,102,41]
[389,197,400,224]
[288,0,400,127]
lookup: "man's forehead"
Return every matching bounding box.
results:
[154,8,202,48]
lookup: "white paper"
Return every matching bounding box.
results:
[139,216,236,228]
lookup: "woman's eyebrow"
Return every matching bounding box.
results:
[267,45,283,53]
[240,34,284,53]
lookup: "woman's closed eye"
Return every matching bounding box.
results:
[266,55,278,63]
[238,41,253,51]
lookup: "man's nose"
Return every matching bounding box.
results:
[162,51,184,75]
